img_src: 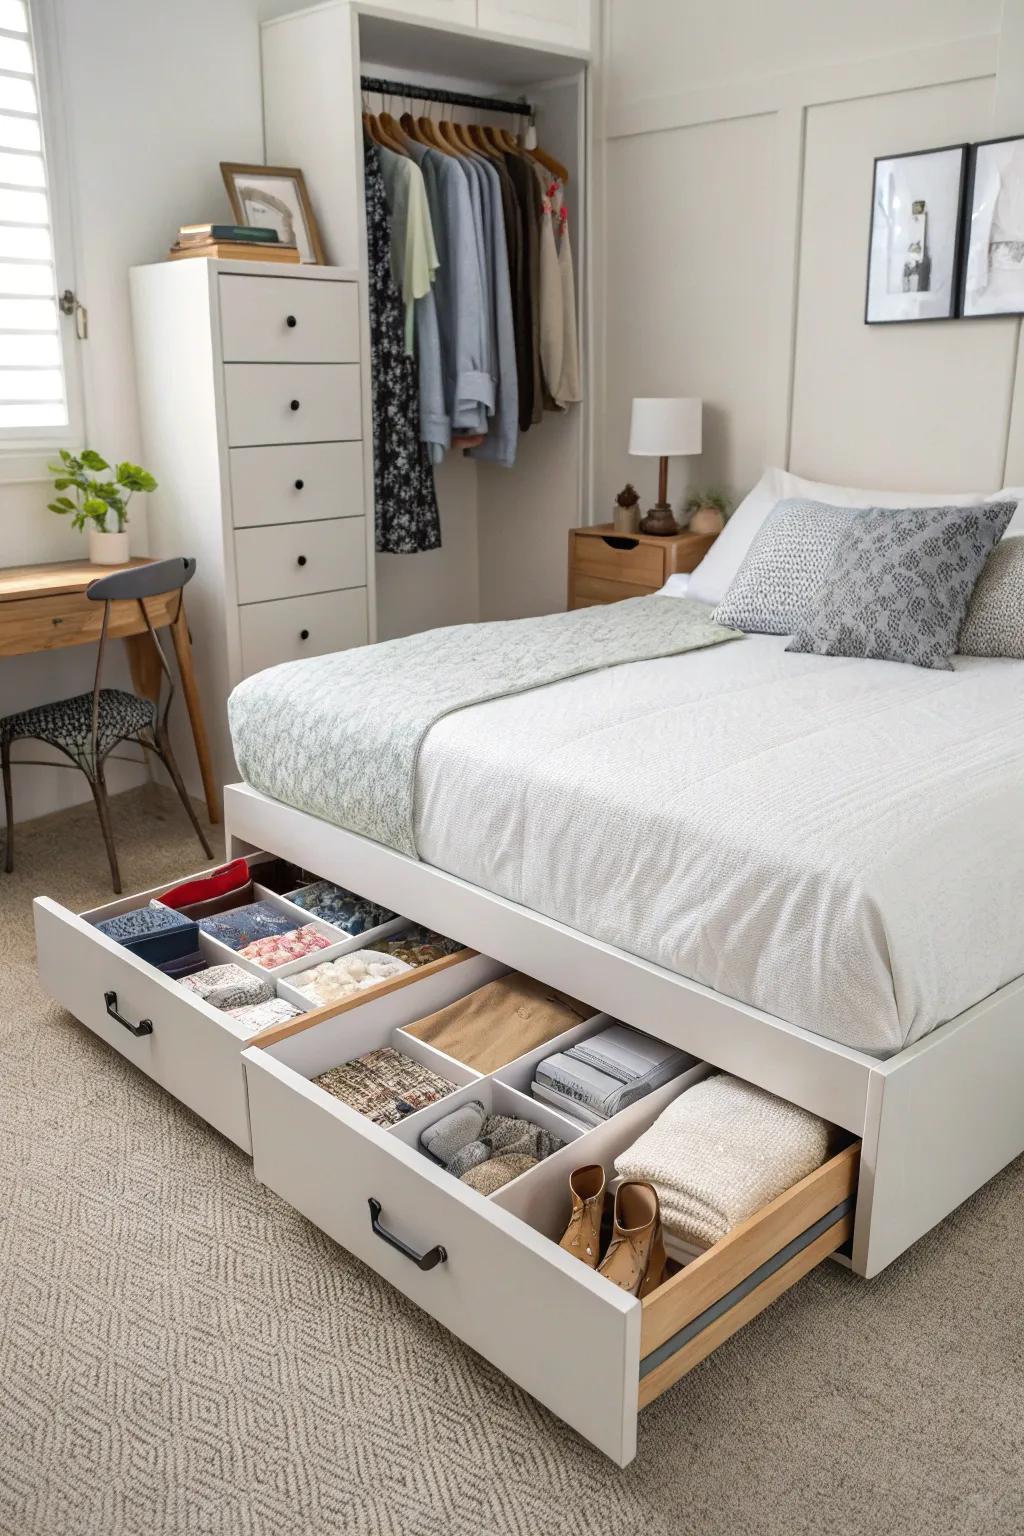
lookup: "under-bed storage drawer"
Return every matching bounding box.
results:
[34,892,257,1152]
[243,1003,860,1466]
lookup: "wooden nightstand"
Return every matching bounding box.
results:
[567,523,718,609]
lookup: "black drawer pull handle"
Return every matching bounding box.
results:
[290,399,300,411]
[368,1197,447,1271]
[286,314,297,327]
[296,554,307,567]
[602,535,639,551]
[294,478,304,490]
[104,989,153,1038]
[299,628,310,640]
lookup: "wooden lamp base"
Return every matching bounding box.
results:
[638,454,680,536]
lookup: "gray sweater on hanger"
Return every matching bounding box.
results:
[405,138,495,435]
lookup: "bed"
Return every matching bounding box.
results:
[225,590,1024,1283]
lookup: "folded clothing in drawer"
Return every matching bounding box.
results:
[226,996,302,1036]
[286,880,396,935]
[533,1023,696,1127]
[615,1073,830,1247]
[95,901,198,967]
[159,857,251,911]
[180,963,274,1013]
[288,949,412,1005]
[373,925,464,968]
[420,1099,565,1194]
[198,900,301,950]
[314,1046,457,1127]
[403,973,591,1073]
[237,923,333,970]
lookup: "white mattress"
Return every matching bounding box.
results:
[414,634,1024,1056]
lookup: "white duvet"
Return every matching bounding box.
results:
[414,634,1024,1056]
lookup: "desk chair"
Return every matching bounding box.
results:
[1,556,214,893]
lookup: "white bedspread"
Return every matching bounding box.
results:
[414,636,1024,1055]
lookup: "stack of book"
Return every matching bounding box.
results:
[168,224,299,263]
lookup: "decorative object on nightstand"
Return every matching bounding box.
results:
[628,397,703,536]
[220,162,325,264]
[567,523,720,609]
[47,449,158,567]
[683,489,730,536]
[613,483,640,535]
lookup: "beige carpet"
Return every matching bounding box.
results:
[1,785,1022,1536]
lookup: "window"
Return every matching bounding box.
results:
[0,0,76,442]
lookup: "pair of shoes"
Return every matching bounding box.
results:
[558,1164,666,1297]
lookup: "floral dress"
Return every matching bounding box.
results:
[364,138,441,554]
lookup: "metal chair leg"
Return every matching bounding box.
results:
[156,733,214,859]
[2,738,13,874]
[90,766,122,894]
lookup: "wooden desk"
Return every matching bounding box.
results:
[0,558,220,823]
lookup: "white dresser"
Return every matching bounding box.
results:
[130,257,374,793]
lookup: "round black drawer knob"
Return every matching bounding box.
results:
[290,399,300,411]
[294,478,304,490]
[296,554,307,567]
[286,314,297,328]
[299,628,310,640]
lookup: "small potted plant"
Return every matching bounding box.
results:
[682,489,730,536]
[613,482,641,534]
[47,449,158,566]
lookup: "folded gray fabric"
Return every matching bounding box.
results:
[419,1099,486,1165]
[532,1022,695,1122]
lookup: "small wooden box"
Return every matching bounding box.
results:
[567,523,718,609]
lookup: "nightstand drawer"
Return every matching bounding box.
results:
[574,535,664,588]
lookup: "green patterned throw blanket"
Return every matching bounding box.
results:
[228,596,740,858]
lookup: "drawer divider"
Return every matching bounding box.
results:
[639,1193,854,1380]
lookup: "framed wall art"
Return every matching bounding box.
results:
[960,134,1024,318]
[221,162,326,264]
[865,144,968,324]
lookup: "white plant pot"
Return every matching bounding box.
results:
[88,528,130,566]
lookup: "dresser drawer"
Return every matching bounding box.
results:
[239,588,368,676]
[229,442,365,528]
[219,275,359,363]
[234,518,367,605]
[244,997,859,1466]
[574,534,665,588]
[224,363,361,447]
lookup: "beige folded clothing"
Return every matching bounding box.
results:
[404,971,592,1072]
[614,1073,830,1248]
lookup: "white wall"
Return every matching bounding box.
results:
[599,0,1024,516]
[0,0,264,828]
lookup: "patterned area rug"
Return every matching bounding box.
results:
[1,786,1022,1536]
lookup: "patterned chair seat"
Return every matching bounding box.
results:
[0,688,156,767]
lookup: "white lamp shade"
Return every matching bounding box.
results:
[628,397,702,457]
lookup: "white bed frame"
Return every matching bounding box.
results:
[225,781,1024,1278]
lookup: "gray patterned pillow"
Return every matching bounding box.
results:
[786,502,1018,670]
[712,498,858,633]
[959,536,1024,657]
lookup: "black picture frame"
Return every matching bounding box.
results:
[864,143,969,325]
[958,133,1024,320]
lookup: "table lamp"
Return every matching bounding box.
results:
[628,397,702,535]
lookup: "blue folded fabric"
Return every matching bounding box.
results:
[285,881,396,935]
[96,902,199,967]
[197,900,300,950]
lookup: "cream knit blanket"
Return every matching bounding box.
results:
[614,1074,829,1247]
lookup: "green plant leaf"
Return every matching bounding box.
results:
[58,448,72,464]
[116,462,157,492]
[47,500,70,515]
[80,448,109,471]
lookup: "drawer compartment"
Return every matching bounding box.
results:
[229,441,365,528]
[234,518,366,605]
[219,275,359,364]
[243,998,859,1465]
[239,588,368,676]
[573,573,658,605]
[223,363,361,447]
[574,534,664,589]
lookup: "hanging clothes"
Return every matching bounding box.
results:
[503,150,544,430]
[533,168,582,409]
[363,138,441,554]
[464,150,518,467]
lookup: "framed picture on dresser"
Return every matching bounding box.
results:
[865,143,968,323]
[221,161,326,264]
[960,134,1024,318]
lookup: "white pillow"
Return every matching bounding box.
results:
[687,467,995,605]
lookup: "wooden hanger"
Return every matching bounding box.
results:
[528,142,570,184]
[400,111,429,146]
[467,123,501,160]
[363,110,405,155]
[416,115,456,156]
[438,120,472,155]
[379,111,411,152]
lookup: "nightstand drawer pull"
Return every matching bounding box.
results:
[602,536,639,551]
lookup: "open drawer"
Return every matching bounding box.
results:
[32,861,487,1155]
[243,993,860,1465]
